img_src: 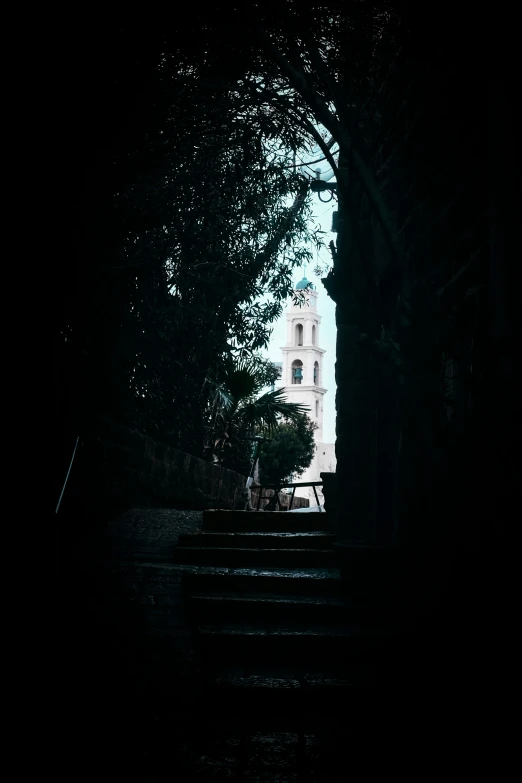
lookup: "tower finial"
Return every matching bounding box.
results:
[303,263,307,278]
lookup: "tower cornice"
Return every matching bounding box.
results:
[279,384,327,394]
[281,346,326,354]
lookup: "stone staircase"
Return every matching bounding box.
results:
[69,506,474,780]
[174,510,399,756]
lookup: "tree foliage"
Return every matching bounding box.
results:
[60,13,330,459]
[59,4,405,466]
[258,414,317,488]
[204,355,310,475]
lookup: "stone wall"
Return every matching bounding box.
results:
[367,46,493,552]
[69,417,253,511]
[328,33,500,550]
[65,417,308,514]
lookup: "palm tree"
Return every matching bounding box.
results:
[204,355,310,468]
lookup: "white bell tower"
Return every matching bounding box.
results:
[278,275,326,440]
[277,274,335,504]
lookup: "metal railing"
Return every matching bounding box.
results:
[55,436,80,514]
[254,480,323,511]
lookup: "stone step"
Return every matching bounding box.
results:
[209,662,380,683]
[182,567,344,598]
[202,509,332,532]
[178,707,371,736]
[195,625,395,668]
[173,546,338,568]
[202,674,376,717]
[180,560,390,596]
[178,532,336,549]
[186,593,389,626]
[334,543,393,560]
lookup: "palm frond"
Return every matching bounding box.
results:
[221,354,270,401]
[238,388,310,436]
[224,367,261,403]
[206,379,235,413]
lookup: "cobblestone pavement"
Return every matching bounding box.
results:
[104,507,204,559]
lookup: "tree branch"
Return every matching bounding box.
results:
[236,78,340,184]
[257,27,406,287]
[256,179,310,263]
[256,27,347,153]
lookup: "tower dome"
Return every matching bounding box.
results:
[295,276,314,290]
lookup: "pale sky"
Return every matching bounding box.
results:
[261,196,337,444]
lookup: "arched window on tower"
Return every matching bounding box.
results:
[315,400,319,418]
[295,323,303,346]
[292,359,303,385]
[314,361,319,385]
[312,325,316,345]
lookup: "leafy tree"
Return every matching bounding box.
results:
[59,15,327,462]
[204,355,309,474]
[59,5,403,469]
[258,414,316,488]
